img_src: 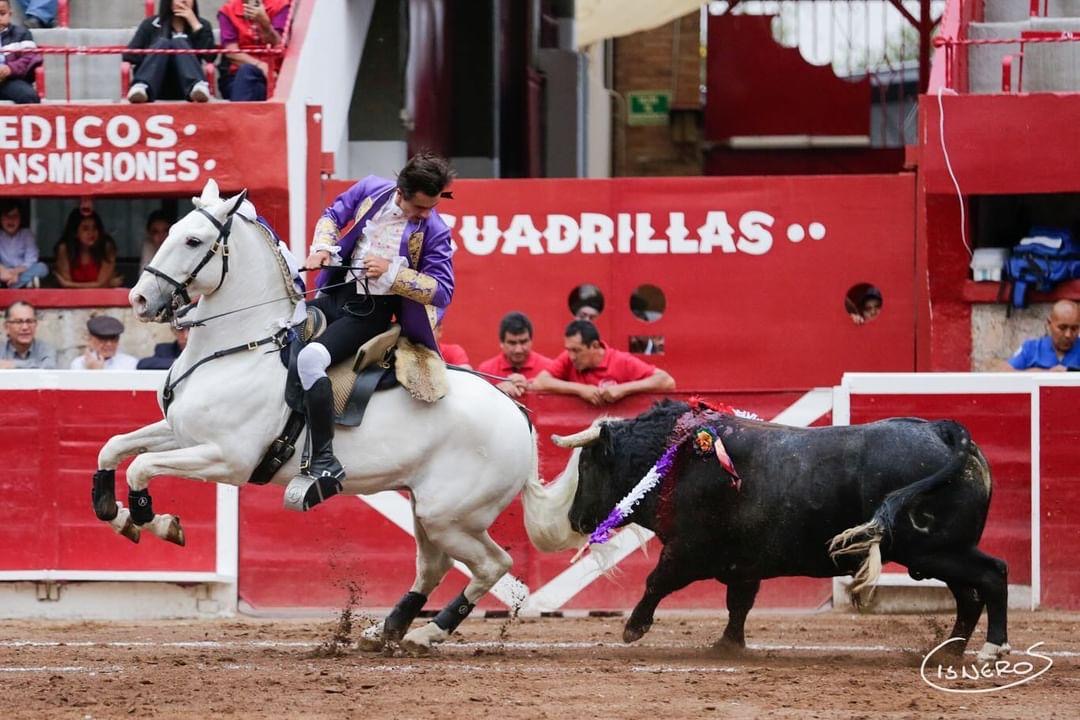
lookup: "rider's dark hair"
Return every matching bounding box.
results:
[565,319,601,346]
[397,152,455,200]
[499,311,533,341]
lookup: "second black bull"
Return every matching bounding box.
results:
[523,400,1008,661]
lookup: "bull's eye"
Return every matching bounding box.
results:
[185,237,202,248]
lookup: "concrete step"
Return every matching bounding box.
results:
[66,0,230,30]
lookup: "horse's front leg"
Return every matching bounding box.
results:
[122,442,237,547]
[94,420,181,543]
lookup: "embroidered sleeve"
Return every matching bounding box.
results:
[311,216,342,264]
[389,268,440,304]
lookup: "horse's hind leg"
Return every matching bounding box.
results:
[95,421,181,543]
[400,525,511,654]
[363,508,453,650]
[123,443,235,546]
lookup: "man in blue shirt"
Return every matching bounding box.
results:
[999,300,1080,371]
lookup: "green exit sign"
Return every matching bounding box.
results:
[627,90,671,126]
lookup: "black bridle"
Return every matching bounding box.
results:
[143,192,246,321]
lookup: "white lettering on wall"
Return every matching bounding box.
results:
[451,210,816,257]
[0,113,210,186]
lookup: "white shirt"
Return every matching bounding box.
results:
[70,351,139,370]
[348,199,408,295]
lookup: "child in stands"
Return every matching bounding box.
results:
[53,209,124,289]
[0,0,42,103]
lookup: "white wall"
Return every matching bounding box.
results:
[285,0,377,258]
[584,43,612,178]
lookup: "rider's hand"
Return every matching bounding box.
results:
[362,254,391,279]
[303,250,330,270]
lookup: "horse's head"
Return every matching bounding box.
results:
[130,179,248,322]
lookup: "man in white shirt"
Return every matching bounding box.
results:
[70,315,138,370]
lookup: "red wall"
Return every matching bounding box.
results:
[0,390,217,573]
[323,175,919,390]
[1039,386,1080,609]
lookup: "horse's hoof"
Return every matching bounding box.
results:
[623,624,648,643]
[399,638,433,657]
[118,515,141,544]
[355,635,386,653]
[400,622,447,655]
[164,516,185,547]
[976,642,1011,663]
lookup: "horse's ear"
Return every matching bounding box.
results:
[228,189,249,216]
[195,179,220,209]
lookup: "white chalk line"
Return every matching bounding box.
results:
[0,662,739,676]
[1,639,1077,657]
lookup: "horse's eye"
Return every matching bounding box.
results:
[185,237,202,248]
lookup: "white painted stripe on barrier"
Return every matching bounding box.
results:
[0,571,234,583]
[216,483,239,580]
[520,527,655,614]
[769,388,833,426]
[0,369,165,391]
[357,491,531,608]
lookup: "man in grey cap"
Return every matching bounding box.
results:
[70,315,138,370]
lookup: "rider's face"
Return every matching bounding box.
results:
[396,190,440,222]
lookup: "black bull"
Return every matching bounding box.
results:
[561,401,1008,658]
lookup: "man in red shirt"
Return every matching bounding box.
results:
[476,312,552,398]
[532,320,675,406]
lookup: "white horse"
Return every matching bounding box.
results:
[95,180,560,652]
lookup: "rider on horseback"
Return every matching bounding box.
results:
[293,153,456,509]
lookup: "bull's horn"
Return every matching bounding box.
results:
[551,424,603,448]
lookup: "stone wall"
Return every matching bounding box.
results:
[29,308,175,369]
[971,302,1056,371]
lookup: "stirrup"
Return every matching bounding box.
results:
[283,471,343,512]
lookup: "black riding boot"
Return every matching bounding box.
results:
[288,376,345,510]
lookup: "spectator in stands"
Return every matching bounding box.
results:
[125,0,215,104]
[571,296,603,322]
[532,320,675,406]
[476,311,552,398]
[11,0,55,29]
[137,325,188,369]
[0,300,55,368]
[992,299,1080,372]
[0,200,47,288]
[140,209,172,270]
[71,315,138,370]
[434,319,470,368]
[846,285,883,325]
[0,0,43,104]
[218,0,290,102]
[53,209,124,288]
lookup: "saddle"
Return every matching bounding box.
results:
[250,311,449,485]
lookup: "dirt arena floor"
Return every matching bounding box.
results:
[0,610,1076,719]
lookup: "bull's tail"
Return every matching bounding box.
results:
[828,419,972,606]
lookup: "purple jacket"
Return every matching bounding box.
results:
[0,24,42,80]
[314,175,454,352]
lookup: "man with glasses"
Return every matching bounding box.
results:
[69,315,137,370]
[0,300,55,368]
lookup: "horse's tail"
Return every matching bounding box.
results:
[828,419,973,605]
[521,429,588,553]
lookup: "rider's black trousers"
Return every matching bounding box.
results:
[307,284,400,365]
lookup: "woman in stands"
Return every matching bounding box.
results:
[53,210,124,289]
[124,0,215,103]
[217,0,291,101]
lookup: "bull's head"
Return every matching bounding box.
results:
[553,421,631,536]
